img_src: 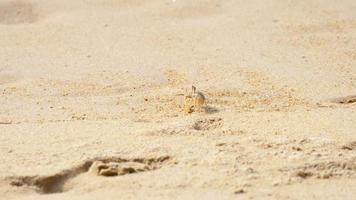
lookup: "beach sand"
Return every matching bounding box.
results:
[0,0,356,199]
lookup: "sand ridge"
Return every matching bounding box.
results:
[0,0,356,199]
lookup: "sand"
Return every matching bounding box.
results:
[0,0,356,199]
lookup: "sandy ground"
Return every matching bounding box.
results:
[0,0,356,199]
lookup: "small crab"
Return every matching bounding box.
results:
[182,86,206,114]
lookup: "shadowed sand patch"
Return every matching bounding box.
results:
[3,156,171,194]
[192,117,223,131]
[293,159,356,180]
[341,141,356,151]
[0,1,38,24]
[330,95,356,104]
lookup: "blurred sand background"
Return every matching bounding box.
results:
[0,0,356,199]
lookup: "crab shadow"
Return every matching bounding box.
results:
[203,105,219,114]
